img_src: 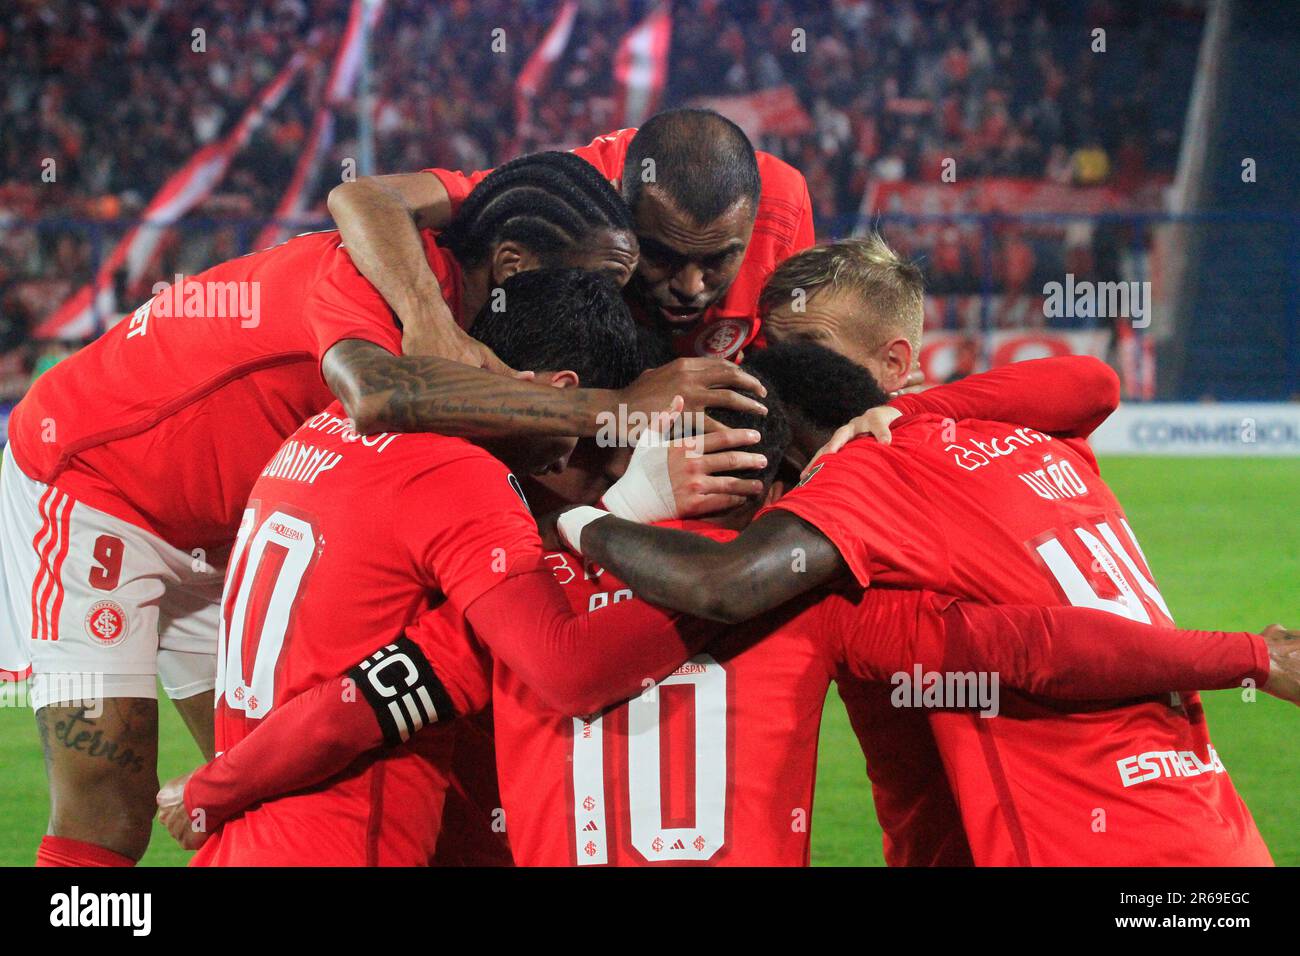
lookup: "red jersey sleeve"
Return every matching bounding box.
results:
[888,356,1121,440]
[819,589,1270,699]
[422,166,490,217]
[183,608,492,828]
[565,128,633,184]
[424,129,630,217]
[303,240,405,362]
[465,567,716,716]
[766,441,950,588]
[395,451,543,613]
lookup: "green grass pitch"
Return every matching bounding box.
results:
[1,456,1296,867]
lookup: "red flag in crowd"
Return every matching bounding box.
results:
[615,4,672,129]
[255,0,386,251]
[38,53,306,339]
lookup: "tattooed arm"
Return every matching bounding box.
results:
[323,339,769,438]
[576,509,846,624]
[324,173,505,370]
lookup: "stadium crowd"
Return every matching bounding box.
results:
[0,0,1199,403]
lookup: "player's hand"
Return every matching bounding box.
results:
[602,396,766,523]
[802,406,903,479]
[157,770,210,851]
[667,423,767,516]
[1261,624,1300,704]
[400,297,515,375]
[618,358,768,434]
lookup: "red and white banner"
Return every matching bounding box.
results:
[255,0,385,251]
[615,4,672,129]
[328,0,385,105]
[690,86,813,141]
[38,53,306,339]
[515,0,579,127]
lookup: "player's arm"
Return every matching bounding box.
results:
[814,356,1121,462]
[564,508,846,624]
[324,171,507,369]
[832,590,1294,702]
[161,625,467,847]
[323,339,769,438]
[463,562,719,715]
[891,355,1120,438]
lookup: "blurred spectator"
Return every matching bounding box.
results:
[0,0,1201,380]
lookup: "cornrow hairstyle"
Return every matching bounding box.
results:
[437,151,633,266]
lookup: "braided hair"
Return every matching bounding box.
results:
[436,151,633,267]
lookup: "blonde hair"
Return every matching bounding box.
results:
[759,234,925,352]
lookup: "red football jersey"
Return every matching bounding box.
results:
[8,230,462,555]
[425,127,815,359]
[771,413,1272,866]
[491,520,976,867]
[194,401,530,866]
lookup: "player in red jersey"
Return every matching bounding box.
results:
[2,151,767,868]
[329,109,815,366]
[159,354,1298,866]
[188,268,761,865]
[563,342,1279,866]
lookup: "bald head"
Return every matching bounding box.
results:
[623,108,760,226]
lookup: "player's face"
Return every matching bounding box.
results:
[628,187,755,326]
[764,287,913,393]
[558,229,640,288]
[525,439,631,512]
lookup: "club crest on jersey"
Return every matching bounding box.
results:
[691,319,748,359]
[85,600,127,646]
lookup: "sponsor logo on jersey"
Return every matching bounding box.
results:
[946,426,1053,472]
[1116,746,1227,788]
[84,601,127,646]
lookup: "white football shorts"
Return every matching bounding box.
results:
[0,445,222,709]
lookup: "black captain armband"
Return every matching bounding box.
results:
[347,636,457,747]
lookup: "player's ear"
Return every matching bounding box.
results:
[876,336,915,394]
[545,369,580,390]
[489,241,541,283]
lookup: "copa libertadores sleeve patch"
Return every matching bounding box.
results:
[347,636,457,746]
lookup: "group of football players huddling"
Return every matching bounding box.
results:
[3,109,1295,868]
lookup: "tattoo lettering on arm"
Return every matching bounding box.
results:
[40,701,153,774]
[323,339,604,438]
[581,510,847,624]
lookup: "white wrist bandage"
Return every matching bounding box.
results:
[600,427,678,524]
[557,505,609,554]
